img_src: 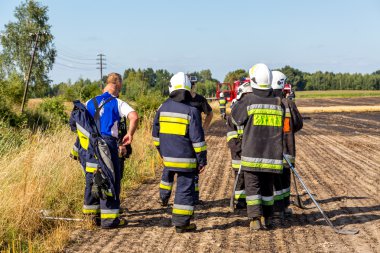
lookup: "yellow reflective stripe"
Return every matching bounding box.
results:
[77,130,89,150]
[71,149,79,157]
[159,183,172,191]
[154,141,160,146]
[174,84,190,91]
[241,161,283,170]
[163,161,197,169]
[101,213,120,219]
[285,113,291,117]
[159,116,189,125]
[160,122,187,136]
[227,135,238,142]
[248,108,282,116]
[232,163,240,169]
[247,199,262,206]
[258,84,270,88]
[194,145,207,153]
[85,167,97,173]
[253,114,282,127]
[172,209,194,216]
[83,209,100,214]
[195,186,199,192]
[219,100,226,104]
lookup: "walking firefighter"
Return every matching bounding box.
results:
[271,71,303,218]
[231,63,285,231]
[69,73,138,229]
[219,92,227,119]
[153,72,207,233]
[227,79,253,209]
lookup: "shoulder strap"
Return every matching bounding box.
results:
[91,96,116,134]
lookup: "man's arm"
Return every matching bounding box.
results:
[203,111,213,131]
[123,111,138,145]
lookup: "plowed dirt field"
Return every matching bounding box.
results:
[65,112,380,253]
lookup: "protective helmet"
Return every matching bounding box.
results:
[236,81,253,100]
[271,71,287,90]
[231,98,237,107]
[249,63,272,90]
[220,92,224,98]
[169,72,191,94]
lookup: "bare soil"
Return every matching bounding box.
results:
[296,97,380,107]
[65,112,380,253]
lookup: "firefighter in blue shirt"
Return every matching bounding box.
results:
[152,72,207,233]
[71,73,138,229]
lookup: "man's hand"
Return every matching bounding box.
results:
[122,133,133,145]
[198,165,206,174]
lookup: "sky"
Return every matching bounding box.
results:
[1,0,380,84]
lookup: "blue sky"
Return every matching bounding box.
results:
[1,0,380,83]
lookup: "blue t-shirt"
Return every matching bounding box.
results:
[86,92,135,137]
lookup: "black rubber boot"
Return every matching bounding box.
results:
[175,223,197,233]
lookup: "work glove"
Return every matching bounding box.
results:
[91,169,111,200]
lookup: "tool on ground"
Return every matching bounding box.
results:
[40,210,84,222]
[291,171,308,209]
[230,165,242,212]
[283,155,359,235]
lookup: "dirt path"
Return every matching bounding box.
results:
[65,113,380,253]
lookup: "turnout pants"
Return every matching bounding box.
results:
[273,165,291,212]
[160,168,195,227]
[244,171,274,219]
[234,170,246,205]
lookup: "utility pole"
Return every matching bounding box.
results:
[96,53,106,89]
[21,32,41,113]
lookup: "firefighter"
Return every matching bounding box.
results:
[153,72,207,233]
[227,80,253,209]
[231,63,284,231]
[271,71,303,218]
[189,76,213,204]
[219,92,227,118]
[80,73,138,228]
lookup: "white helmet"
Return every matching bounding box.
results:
[249,63,272,90]
[220,92,224,98]
[169,72,191,94]
[231,98,237,107]
[236,81,253,100]
[271,71,287,90]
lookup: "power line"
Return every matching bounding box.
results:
[55,61,95,71]
[56,55,97,66]
[96,53,106,89]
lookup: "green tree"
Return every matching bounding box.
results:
[278,66,306,91]
[223,69,248,84]
[0,0,56,97]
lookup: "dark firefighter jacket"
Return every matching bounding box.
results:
[152,90,207,172]
[282,98,303,165]
[226,115,243,170]
[231,90,284,174]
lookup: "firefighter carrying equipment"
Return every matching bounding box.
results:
[249,63,272,90]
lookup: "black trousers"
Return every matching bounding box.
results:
[244,171,274,218]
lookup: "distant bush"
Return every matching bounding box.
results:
[134,91,165,115]
[38,97,69,125]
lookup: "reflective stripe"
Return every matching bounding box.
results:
[282,187,290,198]
[237,126,244,135]
[72,145,79,152]
[160,112,191,121]
[160,116,190,125]
[220,105,226,109]
[159,180,173,191]
[85,162,98,173]
[253,114,282,127]
[234,190,246,200]
[258,83,271,88]
[173,84,190,91]
[193,142,207,153]
[262,196,274,206]
[71,148,79,157]
[83,205,100,214]
[246,194,262,206]
[274,190,284,201]
[232,160,241,169]
[76,123,90,150]
[227,131,238,142]
[219,100,226,105]
[172,204,194,216]
[195,183,199,192]
[153,137,160,147]
[163,157,197,169]
[247,104,282,112]
[100,209,120,219]
[241,156,283,170]
[160,122,187,136]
